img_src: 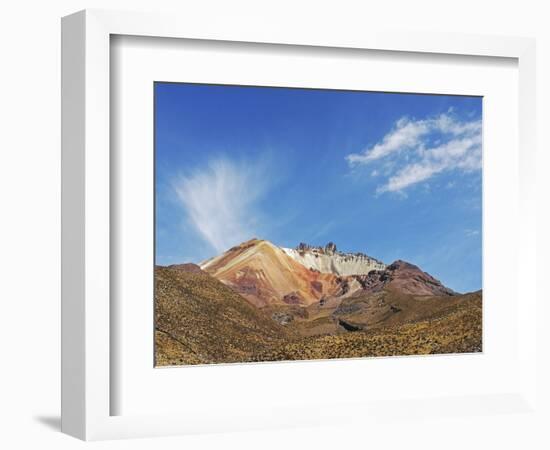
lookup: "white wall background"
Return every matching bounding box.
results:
[0,1,548,449]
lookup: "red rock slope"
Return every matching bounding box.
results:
[200,239,347,307]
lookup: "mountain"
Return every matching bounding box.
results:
[156,239,481,365]
[350,260,456,297]
[200,238,349,307]
[200,239,455,308]
[155,264,290,365]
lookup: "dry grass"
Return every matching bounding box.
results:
[252,293,482,362]
[155,266,290,365]
[155,266,482,366]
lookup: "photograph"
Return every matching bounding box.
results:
[1,1,542,446]
[154,82,483,366]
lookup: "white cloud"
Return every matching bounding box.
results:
[346,117,430,165]
[173,157,268,253]
[346,113,482,193]
[378,162,439,194]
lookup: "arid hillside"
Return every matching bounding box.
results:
[253,291,482,362]
[155,240,482,366]
[155,264,290,365]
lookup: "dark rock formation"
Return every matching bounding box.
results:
[338,318,362,332]
[325,242,337,255]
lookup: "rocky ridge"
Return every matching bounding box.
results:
[282,241,386,276]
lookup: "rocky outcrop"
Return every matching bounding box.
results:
[325,242,337,255]
[282,242,386,276]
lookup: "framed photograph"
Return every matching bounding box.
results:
[153,82,483,367]
[62,9,537,441]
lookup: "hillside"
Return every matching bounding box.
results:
[156,280,482,365]
[353,260,456,297]
[252,291,482,361]
[155,265,290,366]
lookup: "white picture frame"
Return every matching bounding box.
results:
[61,9,537,441]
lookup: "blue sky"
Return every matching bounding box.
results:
[155,83,482,293]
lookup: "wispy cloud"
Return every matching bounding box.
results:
[173,157,269,253]
[346,112,482,193]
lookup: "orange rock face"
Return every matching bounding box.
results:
[201,239,349,307]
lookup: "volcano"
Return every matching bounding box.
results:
[200,238,455,308]
[155,238,481,365]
